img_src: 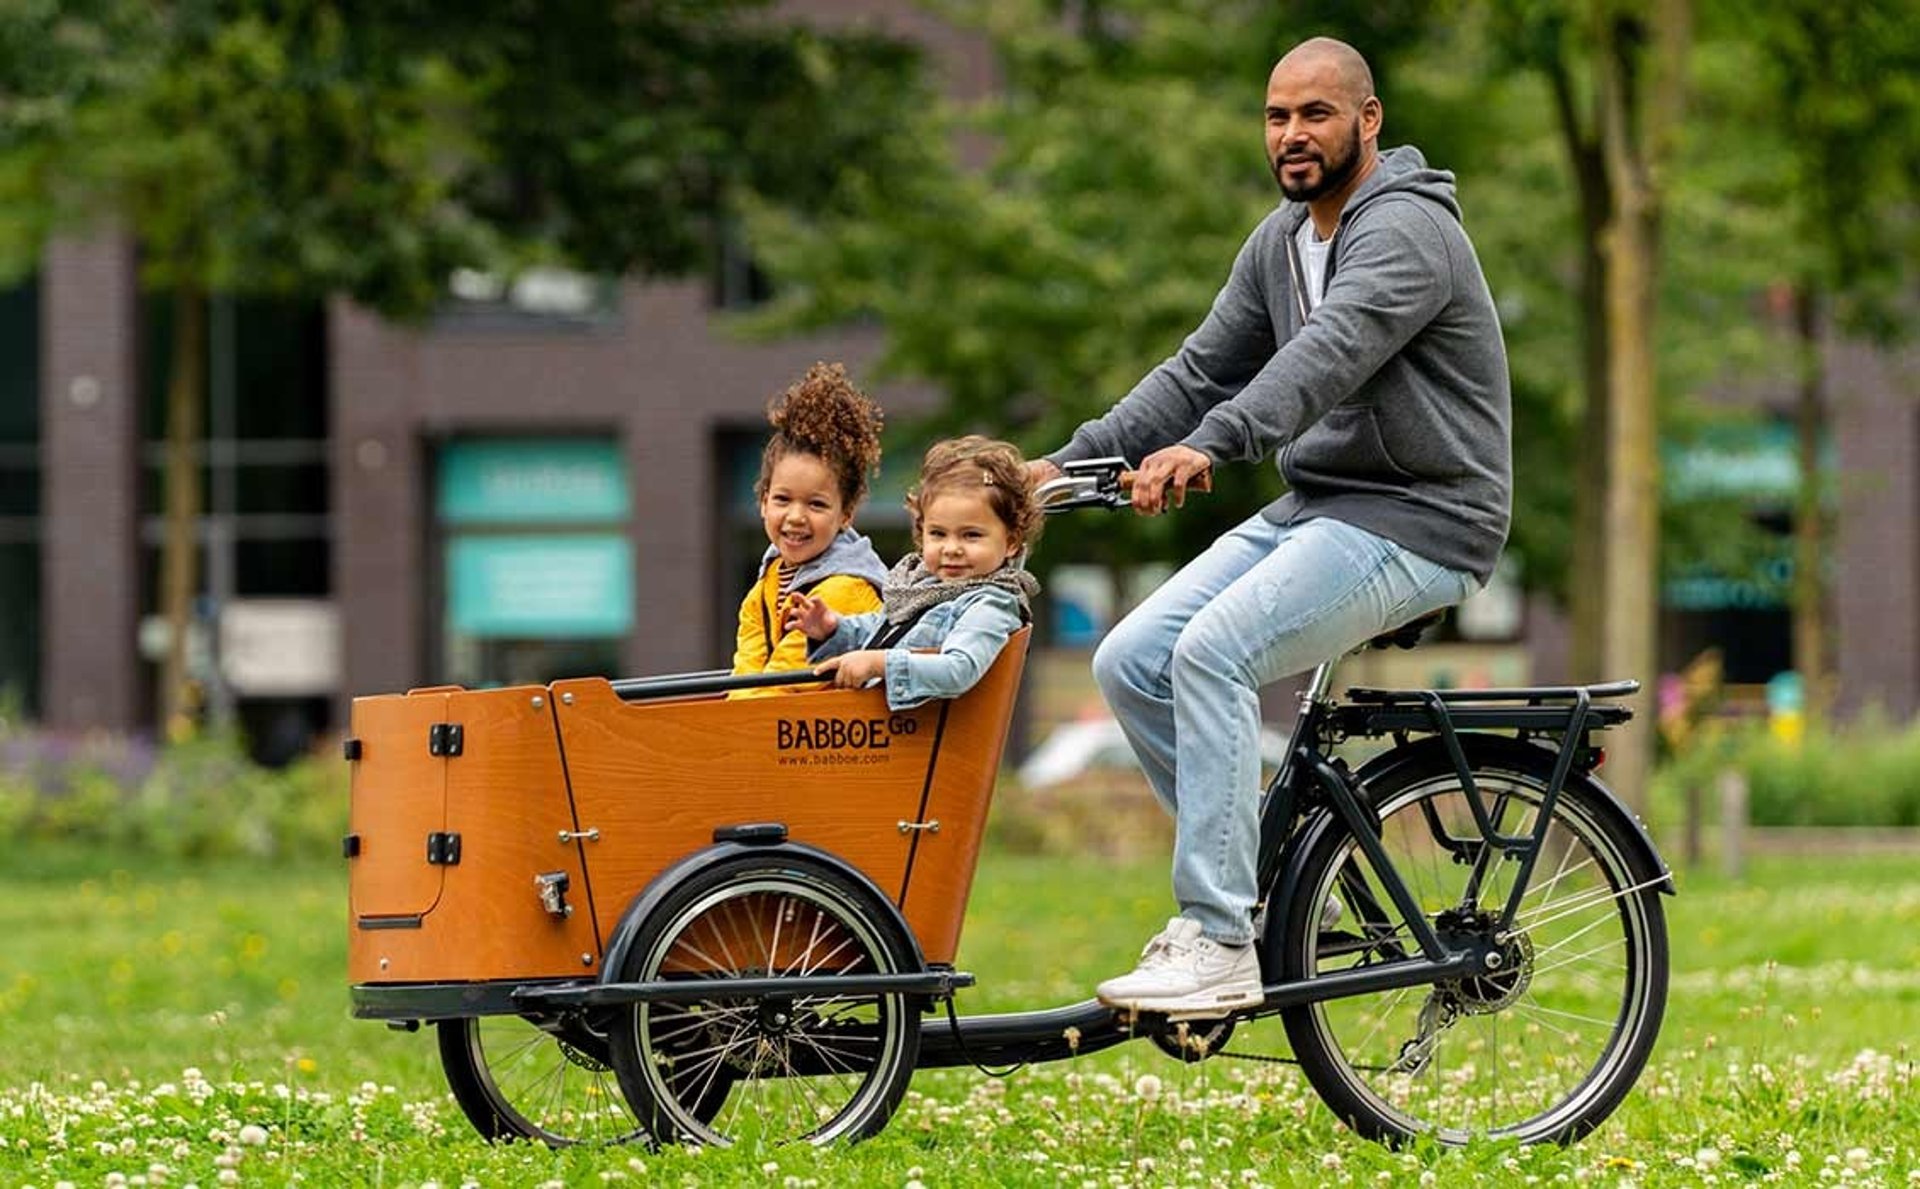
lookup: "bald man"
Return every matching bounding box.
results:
[1030,38,1511,1014]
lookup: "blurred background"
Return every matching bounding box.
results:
[0,0,1915,843]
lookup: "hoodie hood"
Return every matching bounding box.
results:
[1279,144,1461,234]
[760,526,888,592]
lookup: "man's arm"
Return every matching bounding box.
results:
[1046,223,1278,469]
[1181,203,1453,464]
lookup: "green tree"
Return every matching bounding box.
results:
[1744,0,1919,719]
[1484,0,1695,805]
[0,0,925,734]
[743,0,1471,583]
[2,1,492,733]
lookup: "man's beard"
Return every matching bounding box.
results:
[1272,118,1363,201]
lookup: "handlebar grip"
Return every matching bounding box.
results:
[1118,469,1213,494]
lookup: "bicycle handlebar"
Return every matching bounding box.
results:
[1035,456,1211,513]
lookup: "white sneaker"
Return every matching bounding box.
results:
[1095,917,1264,1016]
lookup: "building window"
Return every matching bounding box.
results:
[0,277,38,715]
[139,294,332,761]
[434,436,632,688]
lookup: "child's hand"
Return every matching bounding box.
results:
[816,650,887,690]
[783,593,839,640]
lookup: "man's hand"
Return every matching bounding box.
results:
[1130,444,1213,515]
[816,650,887,689]
[783,593,838,640]
[1025,458,1063,492]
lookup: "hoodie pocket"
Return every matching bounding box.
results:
[1294,403,1416,484]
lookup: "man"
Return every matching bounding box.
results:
[1029,38,1511,1014]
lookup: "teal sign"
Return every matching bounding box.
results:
[439,438,628,525]
[448,535,633,637]
[1665,423,1829,503]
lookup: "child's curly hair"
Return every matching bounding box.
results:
[905,435,1044,552]
[754,362,884,511]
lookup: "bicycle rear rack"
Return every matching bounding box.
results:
[1322,679,1641,933]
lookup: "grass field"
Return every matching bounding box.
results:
[0,844,1914,1187]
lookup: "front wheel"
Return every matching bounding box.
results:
[607,854,921,1148]
[1276,740,1669,1144]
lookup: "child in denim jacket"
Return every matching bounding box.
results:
[786,437,1042,711]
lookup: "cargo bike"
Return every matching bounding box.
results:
[345,457,1672,1151]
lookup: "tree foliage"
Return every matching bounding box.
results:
[0,0,930,729]
[742,0,1471,567]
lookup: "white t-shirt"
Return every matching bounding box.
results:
[1296,220,1333,311]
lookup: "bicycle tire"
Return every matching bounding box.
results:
[607,853,921,1148]
[1274,736,1669,1144]
[438,1013,646,1147]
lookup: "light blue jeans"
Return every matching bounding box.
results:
[1092,513,1480,945]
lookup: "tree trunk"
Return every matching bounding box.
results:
[159,286,206,737]
[1544,54,1613,682]
[1591,0,1692,812]
[1790,282,1828,721]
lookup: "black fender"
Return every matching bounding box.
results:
[1263,733,1674,968]
[597,839,929,985]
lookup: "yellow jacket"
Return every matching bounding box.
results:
[730,548,885,697]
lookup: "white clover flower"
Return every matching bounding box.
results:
[1133,1074,1162,1102]
[237,1125,269,1147]
[1320,1153,1342,1170]
[1697,1148,1722,1168]
[761,1162,779,1176]
[217,1174,239,1187]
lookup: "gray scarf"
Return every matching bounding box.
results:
[881,553,1039,625]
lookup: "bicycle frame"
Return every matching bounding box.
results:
[919,653,1651,1071]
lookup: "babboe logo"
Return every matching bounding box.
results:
[776,714,919,751]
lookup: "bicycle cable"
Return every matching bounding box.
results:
[941,995,1026,1079]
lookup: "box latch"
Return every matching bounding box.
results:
[427,723,464,757]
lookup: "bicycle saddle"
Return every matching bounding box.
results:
[1368,609,1445,651]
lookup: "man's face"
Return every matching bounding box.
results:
[1264,58,1378,202]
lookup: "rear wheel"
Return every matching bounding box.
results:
[608,855,921,1149]
[438,1013,644,1146]
[1276,741,1669,1144]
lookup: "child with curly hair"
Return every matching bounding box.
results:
[730,362,888,694]
[786,436,1043,710]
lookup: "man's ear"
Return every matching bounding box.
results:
[1362,95,1383,142]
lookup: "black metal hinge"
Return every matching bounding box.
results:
[426,831,462,865]
[342,738,363,761]
[428,723,464,757]
[342,833,361,859]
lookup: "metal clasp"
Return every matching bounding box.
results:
[896,819,941,834]
[558,828,601,844]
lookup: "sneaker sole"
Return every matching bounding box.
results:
[1097,985,1266,1017]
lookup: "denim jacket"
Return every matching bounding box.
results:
[810,585,1025,711]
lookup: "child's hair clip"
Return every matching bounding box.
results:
[981,470,996,486]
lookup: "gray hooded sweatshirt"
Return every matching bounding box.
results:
[756,527,888,595]
[1046,145,1511,583]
